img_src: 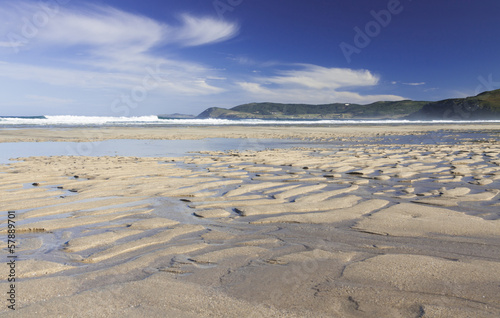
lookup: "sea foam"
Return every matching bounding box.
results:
[1,115,500,126]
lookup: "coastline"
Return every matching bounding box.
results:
[1,123,500,143]
[1,125,499,317]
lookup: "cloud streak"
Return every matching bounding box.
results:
[0,1,405,114]
[26,94,74,105]
[403,82,426,86]
[38,5,166,50]
[1,2,239,51]
[237,65,405,104]
[266,64,379,89]
[174,14,239,46]
[0,2,238,99]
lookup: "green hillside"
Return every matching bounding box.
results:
[409,88,500,120]
[197,100,427,119]
[194,89,500,120]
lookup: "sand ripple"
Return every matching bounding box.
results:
[1,131,500,317]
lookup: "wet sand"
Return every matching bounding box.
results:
[1,125,500,317]
[1,124,500,143]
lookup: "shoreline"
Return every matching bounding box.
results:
[1,123,500,143]
[1,125,499,317]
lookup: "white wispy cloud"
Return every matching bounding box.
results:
[0,60,142,90]
[0,59,224,97]
[266,64,379,89]
[39,5,165,50]
[0,2,237,99]
[403,82,426,86]
[1,2,238,51]
[34,7,238,50]
[423,87,438,92]
[237,65,406,104]
[226,55,278,68]
[174,14,239,46]
[26,95,74,105]
[0,2,404,113]
[0,41,23,48]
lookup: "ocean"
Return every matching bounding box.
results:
[2,115,500,127]
[2,115,499,163]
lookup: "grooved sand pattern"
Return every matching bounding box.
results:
[1,125,500,317]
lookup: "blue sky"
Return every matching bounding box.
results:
[1,0,499,116]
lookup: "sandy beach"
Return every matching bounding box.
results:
[1,124,500,317]
[1,124,500,143]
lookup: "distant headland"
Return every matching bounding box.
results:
[160,89,500,121]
